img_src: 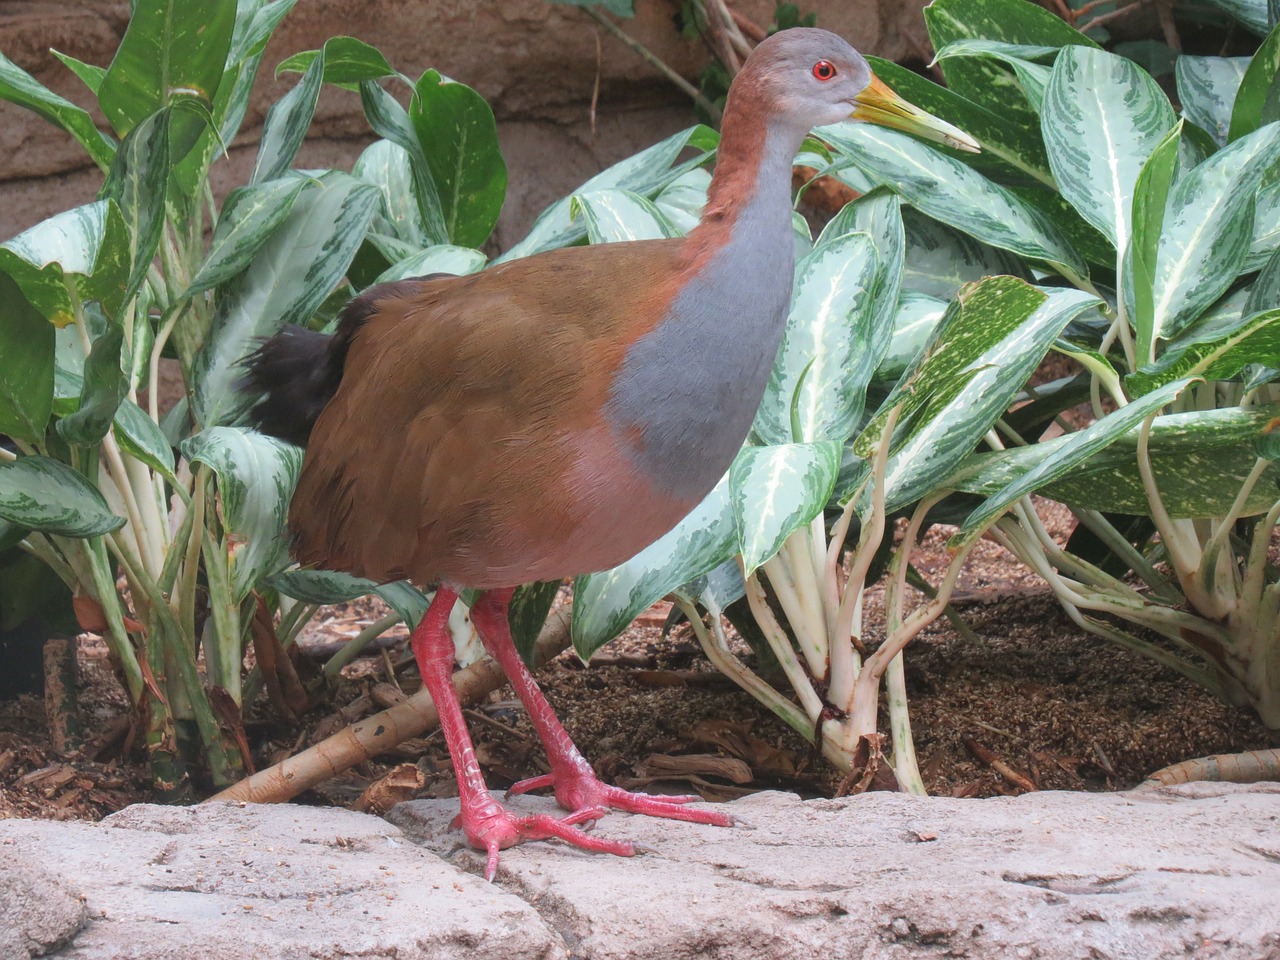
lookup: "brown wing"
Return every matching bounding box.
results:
[288,239,686,586]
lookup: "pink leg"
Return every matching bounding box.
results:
[410,585,633,879]
[470,588,734,828]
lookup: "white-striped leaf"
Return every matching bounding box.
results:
[1128,307,1280,395]
[0,273,53,441]
[271,568,429,627]
[900,207,1030,299]
[820,122,1089,284]
[730,441,841,577]
[114,400,177,482]
[0,52,115,168]
[192,171,379,427]
[185,176,308,297]
[100,107,171,306]
[1042,47,1175,254]
[373,245,487,284]
[0,456,124,538]
[753,232,881,444]
[653,167,710,234]
[1176,55,1249,145]
[354,139,430,247]
[252,51,323,184]
[1203,0,1272,35]
[1229,22,1280,141]
[875,291,950,381]
[1247,179,1280,271]
[1148,123,1280,346]
[181,426,302,601]
[570,189,682,244]
[933,39,1056,112]
[955,379,1190,540]
[572,475,735,659]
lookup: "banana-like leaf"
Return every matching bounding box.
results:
[114,400,177,482]
[875,291,950,381]
[900,208,1030,299]
[572,474,735,659]
[729,441,841,577]
[1230,21,1280,141]
[754,232,884,444]
[1128,307,1280,395]
[373,245,487,285]
[1204,0,1272,35]
[866,55,1053,185]
[354,139,430,247]
[0,201,131,327]
[1042,47,1175,254]
[949,405,1280,518]
[0,456,125,537]
[182,426,302,600]
[820,122,1089,284]
[185,177,308,297]
[56,328,127,446]
[570,189,682,244]
[275,36,395,87]
[192,171,379,427]
[856,279,1101,511]
[251,51,323,184]
[653,168,711,234]
[498,125,719,262]
[1148,123,1280,346]
[0,272,53,441]
[100,108,171,305]
[410,70,507,249]
[1176,56,1250,145]
[0,53,115,169]
[954,379,1190,540]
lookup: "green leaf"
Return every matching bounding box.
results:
[98,0,237,138]
[56,327,127,446]
[0,272,54,441]
[1149,123,1280,346]
[498,125,718,262]
[932,39,1056,112]
[252,52,323,184]
[1247,245,1280,315]
[409,70,507,248]
[1231,21,1280,141]
[865,55,1053,185]
[1247,178,1280,271]
[754,232,885,444]
[875,291,950,381]
[1128,308,1280,394]
[820,122,1089,284]
[729,442,841,577]
[275,36,395,87]
[548,0,635,15]
[0,53,115,169]
[0,456,125,537]
[181,426,302,599]
[1204,0,1272,35]
[857,280,1102,510]
[192,172,380,428]
[372,245,487,285]
[955,379,1190,539]
[114,400,177,481]
[0,201,131,326]
[100,108,171,305]
[51,49,106,95]
[653,167,710,234]
[1042,46,1175,253]
[1129,122,1183,364]
[572,476,734,659]
[571,189,682,243]
[270,568,430,626]
[185,176,308,297]
[900,207,1030,299]
[510,580,562,667]
[229,0,300,65]
[1176,55,1249,145]
[354,139,430,246]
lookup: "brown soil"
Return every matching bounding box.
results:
[2,498,1272,823]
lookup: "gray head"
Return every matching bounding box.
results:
[736,27,980,152]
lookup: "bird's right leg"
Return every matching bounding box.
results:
[410,585,634,879]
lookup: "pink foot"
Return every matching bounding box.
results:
[507,771,736,827]
[453,795,635,881]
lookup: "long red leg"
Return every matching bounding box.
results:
[410,585,633,879]
[469,588,734,828]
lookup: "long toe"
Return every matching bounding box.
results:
[599,784,736,826]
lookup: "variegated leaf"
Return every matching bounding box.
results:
[875,291,949,381]
[114,399,177,481]
[653,167,711,234]
[1042,47,1175,254]
[252,52,323,184]
[181,426,303,600]
[1176,55,1249,145]
[0,272,53,441]
[570,189,682,244]
[373,245,487,284]
[271,568,429,627]
[729,442,841,576]
[0,53,114,168]
[572,475,735,659]
[820,122,1089,284]
[100,108,171,306]
[932,39,1056,112]
[186,176,308,297]
[1128,308,1280,395]
[1230,21,1280,141]
[1247,179,1280,271]
[0,455,124,538]
[354,139,430,247]
[1203,0,1272,36]
[900,207,1030,300]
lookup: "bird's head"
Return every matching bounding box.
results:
[745,27,980,154]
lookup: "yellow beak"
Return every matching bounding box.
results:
[852,75,981,154]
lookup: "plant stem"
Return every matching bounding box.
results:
[742,570,824,722]
[323,612,404,679]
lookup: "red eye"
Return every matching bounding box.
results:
[812,60,837,82]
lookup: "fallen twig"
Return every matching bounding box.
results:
[1137,748,1280,789]
[963,736,1037,792]
[206,608,572,804]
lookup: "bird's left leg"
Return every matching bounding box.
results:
[470,588,734,827]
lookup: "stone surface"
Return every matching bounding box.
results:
[1,784,1278,958]
[0,0,930,243]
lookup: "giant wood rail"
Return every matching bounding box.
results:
[243,27,977,878]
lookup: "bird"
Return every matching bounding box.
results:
[242,27,977,880]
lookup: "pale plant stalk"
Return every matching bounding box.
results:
[742,568,824,722]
